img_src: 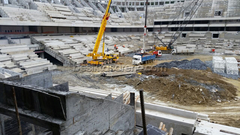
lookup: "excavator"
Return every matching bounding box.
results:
[153,43,174,54]
[152,0,204,54]
[86,0,119,65]
[152,34,174,54]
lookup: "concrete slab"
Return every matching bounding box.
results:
[194,121,240,135]
[136,102,199,135]
[104,72,136,77]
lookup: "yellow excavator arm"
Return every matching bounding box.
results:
[87,0,112,60]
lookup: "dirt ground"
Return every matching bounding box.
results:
[53,54,240,128]
[117,54,240,128]
[116,68,237,105]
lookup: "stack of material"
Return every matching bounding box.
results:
[212,56,225,74]
[12,54,29,62]
[0,45,30,53]
[0,54,11,63]
[0,67,21,78]
[225,57,239,75]
[19,58,57,75]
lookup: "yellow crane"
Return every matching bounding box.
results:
[86,0,119,65]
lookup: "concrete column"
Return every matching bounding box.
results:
[40,52,44,58]
[0,115,5,135]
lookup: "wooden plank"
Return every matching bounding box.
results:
[220,130,240,135]
[169,128,173,135]
[159,122,163,129]
[162,124,165,131]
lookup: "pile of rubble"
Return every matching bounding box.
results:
[155,59,208,70]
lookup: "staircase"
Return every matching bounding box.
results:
[97,3,105,13]
[0,8,9,17]
[53,0,60,4]
[29,1,38,9]
[79,0,90,7]
[68,4,77,12]
[62,0,71,5]
[73,0,84,8]
[88,1,99,11]
[19,0,29,9]
[8,0,19,6]
[7,37,17,44]
[116,5,122,13]
[126,7,129,12]
[109,7,114,14]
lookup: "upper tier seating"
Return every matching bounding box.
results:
[0,0,240,26]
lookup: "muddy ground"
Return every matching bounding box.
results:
[52,54,240,128]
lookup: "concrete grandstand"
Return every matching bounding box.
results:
[0,0,239,135]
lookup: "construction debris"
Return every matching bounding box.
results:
[123,68,237,105]
[155,59,208,70]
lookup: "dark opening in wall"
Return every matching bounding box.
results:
[171,28,178,31]
[214,11,222,16]
[154,22,161,25]
[111,28,117,32]
[74,27,79,33]
[213,34,219,38]
[160,2,164,5]
[182,33,186,38]
[185,12,190,17]
[148,28,153,32]
[210,27,224,31]
[194,27,208,31]
[226,27,240,31]
[183,27,193,31]
[29,26,38,33]
[38,52,63,66]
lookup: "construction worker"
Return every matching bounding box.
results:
[114,44,118,51]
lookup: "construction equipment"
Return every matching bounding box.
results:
[153,43,174,54]
[153,34,174,54]
[132,53,155,65]
[86,0,118,65]
[153,0,203,54]
[132,0,161,65]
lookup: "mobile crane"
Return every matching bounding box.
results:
[86,0,119,65]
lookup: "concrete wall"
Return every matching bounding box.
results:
[0,26,24,33]
[0,78,135,135]
[62,94,135,135]
[0,40,8,45]
[0,67,22,78]
[136,102,197,135]
[224,32,240,39]
[12,71,53,88]
[12,38,31,44]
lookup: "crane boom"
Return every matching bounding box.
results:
[86,0,119,65]
[90,0,112,58]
